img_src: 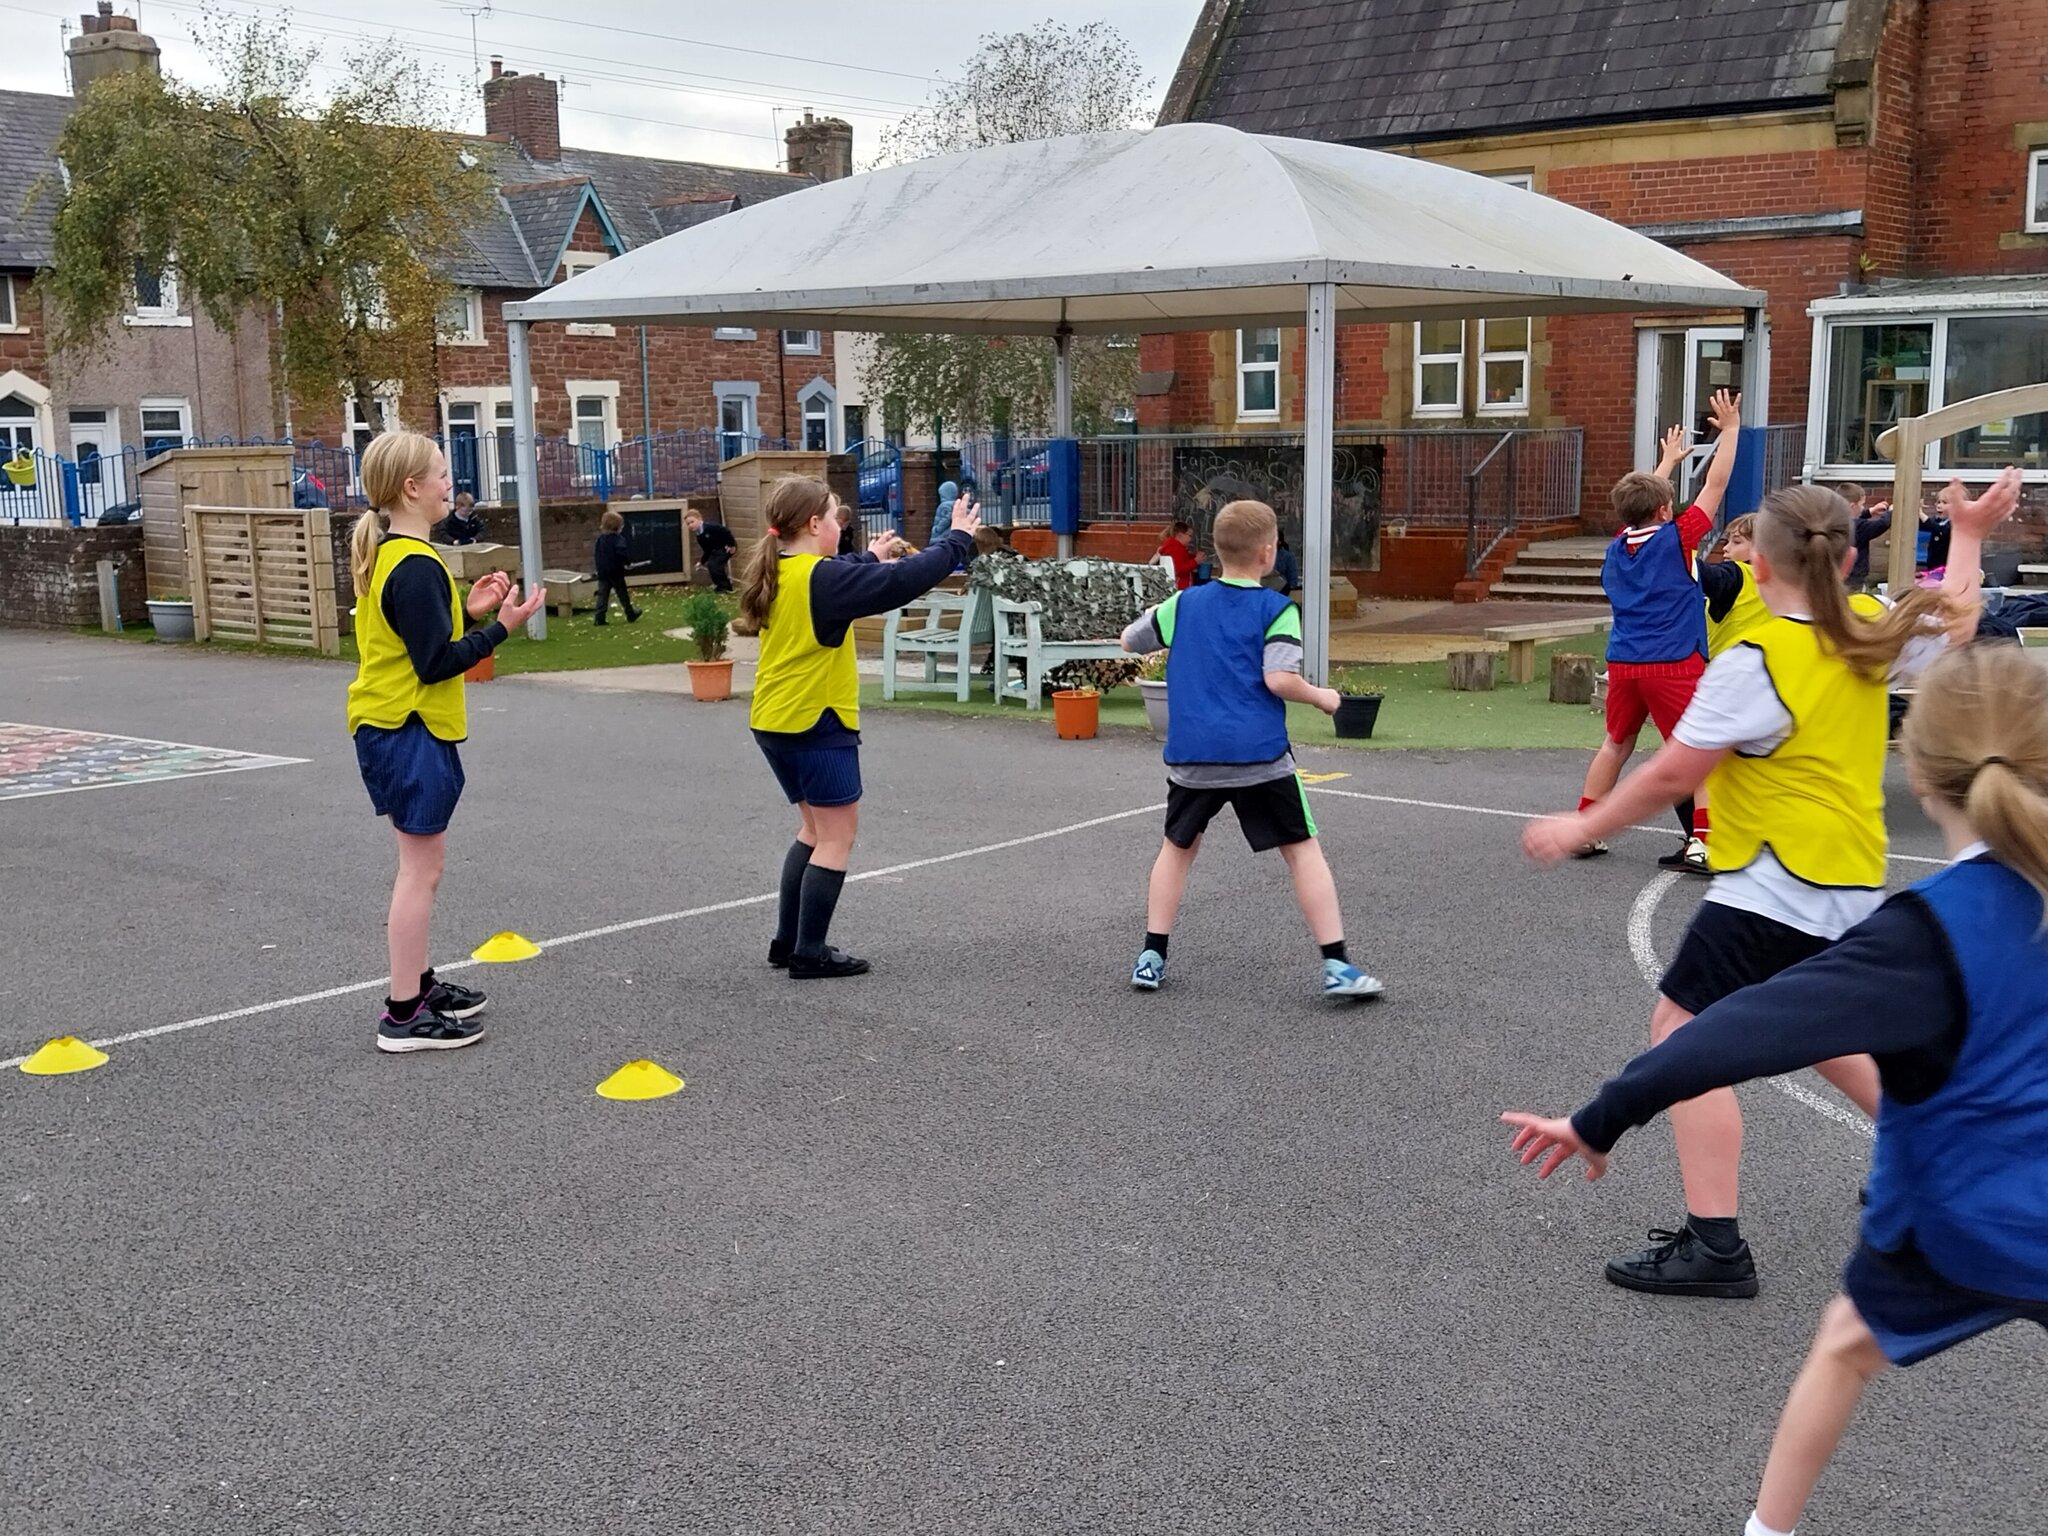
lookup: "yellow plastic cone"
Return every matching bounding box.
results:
[1298,771,1350,784]
[20,1036,109,1075]
[471,931,542,963]
[596,1060,684,1101]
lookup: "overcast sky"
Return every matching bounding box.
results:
[1,1,1204,169]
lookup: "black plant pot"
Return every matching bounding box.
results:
[1333,693,1383,739]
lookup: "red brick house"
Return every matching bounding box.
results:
[1150,0,2048,596]
[299,64,856,505]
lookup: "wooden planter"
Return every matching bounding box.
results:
[687,659,735,701]
[1052,689,1099,739]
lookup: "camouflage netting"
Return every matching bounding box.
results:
[967,550,1171,697]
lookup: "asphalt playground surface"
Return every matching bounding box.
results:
[3,628,2042,1535]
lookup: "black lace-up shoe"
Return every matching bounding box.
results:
[1605,1225,1758,1298]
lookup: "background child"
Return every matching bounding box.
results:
[435,491,484,546]
[735,476,979,980]
[1120,499,1382,1000]
[345,431,544,1053]
[1503,642,2048,1536]
[1156,519,1199,591]
[1521,471,2017,1296]
[1701,513,1770,659]
[592,509,643,625]
[685,509,737,592]
[1575,394,1743,870]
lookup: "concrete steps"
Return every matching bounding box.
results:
[1490,537,1609,604]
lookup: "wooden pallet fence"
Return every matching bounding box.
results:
[182,504,340,655]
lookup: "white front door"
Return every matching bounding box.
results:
[1637,327,1746,503]
[69,409,126,515]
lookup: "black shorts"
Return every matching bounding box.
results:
[1164,774,1316,852]
[1845,1237,2048,1367]
[1658,899,1833,1016]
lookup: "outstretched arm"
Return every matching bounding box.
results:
[1523,740,1724,863]
[1937,467,2021,639]
[1690,389,1743,522]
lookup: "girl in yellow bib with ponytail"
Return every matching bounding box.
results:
[1522,468,2019,1297]
[346,432,545,1053]
[735,475,979,980]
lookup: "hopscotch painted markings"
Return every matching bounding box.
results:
[0,722,305,802]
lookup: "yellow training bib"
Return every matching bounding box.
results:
[345,537,469,742]
[748,553,860,734]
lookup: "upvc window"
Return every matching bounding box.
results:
[437,290,484,345]
[0,394,37,456]
[0,276,17,331]
[2027,150,2048,234]
[1477,317,1530,416]
[1236,327,1279,420]
[782,330,821,355]
[560,252,615,337]
[140,398,190,457]
[129,263,186,325]
[1814,314,2048,473]
[1414,320,1465,417]
[718,392,756,460]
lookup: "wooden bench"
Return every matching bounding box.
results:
[880,588,993,703]
[1483,616,1614,684]
[989,559,1167,711]
[2018,564,2048,588]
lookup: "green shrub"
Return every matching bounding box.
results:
[677,589,735,661]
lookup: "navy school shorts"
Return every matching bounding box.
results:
[1844,1237,2048,1367]
[354,716,465,835]
[756,734,863,808]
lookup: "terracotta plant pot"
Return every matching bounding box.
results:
[1052,688,1099,740]
[464,654,495,683]
[687,659,735,701]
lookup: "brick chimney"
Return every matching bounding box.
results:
[784,112,854,182]
[68,2,159,96]
[483,58,561,162]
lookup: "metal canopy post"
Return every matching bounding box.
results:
[1053,324,1075,559]
[1301,282,1337,685]
[506,318,547,640]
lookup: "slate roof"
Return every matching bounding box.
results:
[1186,0,1851,145]
[0,83,813,283]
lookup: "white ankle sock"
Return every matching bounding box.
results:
[1745,1513,1793,1536]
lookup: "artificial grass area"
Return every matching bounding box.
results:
[91,584,713,676]
[863,639,1610,752]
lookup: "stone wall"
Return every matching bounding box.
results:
[0,523,147,630]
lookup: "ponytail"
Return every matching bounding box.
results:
[1754,485,1953,680]
[349,508,388,599]
[731,475,834,637]
[1903,645,2048,920]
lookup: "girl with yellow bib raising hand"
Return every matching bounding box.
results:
[735,475,979,980]
[1521,468,2019,1299]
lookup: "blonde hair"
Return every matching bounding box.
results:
[1612,471,1674,525]
[600,509,624,532]
[1903,645,2048,913]
[1753,485,1952,680]
[1211,499,1278,565]
[348,431,441,597]
[733,475,833,636]
[1723,513,1757,549]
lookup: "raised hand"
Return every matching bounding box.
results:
[948,495,982,536]
[1501,1111,1607,1181]
[866,529,901,560]
[1658,424,1690,469]
[498,581,547,630]
[1946,467,2021,539]
[1521,813,1590,866]
[1707,388,1743,435]
[466,569,511,619]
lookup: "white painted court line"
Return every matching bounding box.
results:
[1625,875,1875,1139]
[0,801,1167,1070]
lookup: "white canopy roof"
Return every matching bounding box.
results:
[505,123,1761,335]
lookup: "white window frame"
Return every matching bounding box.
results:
[797,377,838,453]
[0,275,19,333]
[1413,320,1466,419]
[139,396,191,455]
[126,264,189,327]
[566,378,620,481]
[1805,306,2048,481]
[1476,317,1531,418]
[437,289,484,346]
[559,252,616,337]
[714,380,760,459]
[782,329,822,355]
[713,325,757,342]
[1494,171,1535,192]
[1235,327,1280,421]
[2027,149,2048,234]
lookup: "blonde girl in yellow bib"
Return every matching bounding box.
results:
[346,431,544,1053]
[1522,468,2019,1297]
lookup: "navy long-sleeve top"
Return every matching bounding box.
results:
[762,529,978,745]
[1571,889,1968,1153]
[380,550,505,685]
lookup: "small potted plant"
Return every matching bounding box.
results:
[1328,665,1384,740]
[147,594,196,641]
[1136,652,1169,739]
[679,588,736,702]
[1051,685,1100,740]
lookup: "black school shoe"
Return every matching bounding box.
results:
[424,971,487,1020]
[787,947,870,980]
[377,1003,486,1054]
[1605,1225,1759,1298]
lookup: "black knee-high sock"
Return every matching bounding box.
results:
[1675,796,1696,839]
[795,864,847,958]
[775,841,811,948]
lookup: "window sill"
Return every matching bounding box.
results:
[124,315,192,328]
[0,324,25,335]
[783,347,822,357]
[567,324,617,338]
[1412,407,1464,421]
[1476,405,1530,419]
[1818,462,2048,482]
[1235,409,1280,424]
[713,329,757,342]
